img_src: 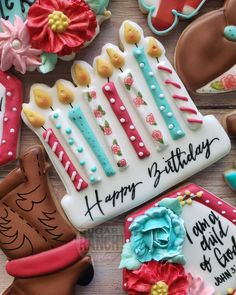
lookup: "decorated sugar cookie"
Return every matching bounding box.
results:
[0,145,94,295]
[120,184,236,294]
[138,0,207,35]
[175,0,236,94]
[222,110,236,137]
[0,0,111,74]
[0,71,22,167]
[22,20,231,231]
[224,161,236,191]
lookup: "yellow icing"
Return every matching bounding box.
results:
[56,81,74,104]
[48,11,69,33]
[151,281,168,295]
[73,63,91,86]
[23,106,45,128]
[33,88,52,109]
[147,37,163,58]
[106,48,125,69]
[124,22,141,44]
[96,58,113,78]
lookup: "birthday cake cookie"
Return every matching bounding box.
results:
[0,145,94,295]
[120,184,236,295]
[175,0,236,94]
[0,0,111,74]
[22,20,231,231]
[138,0,207,35]
[0,71,22,167]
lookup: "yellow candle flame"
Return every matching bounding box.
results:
[33,87,52,109]
[96,57,113,78]
[106,48,125,69]
[147,37,163,58]
[23,106,45,128]
[56,81,74,105]
[73,63,91,87]
[124,22,141,44]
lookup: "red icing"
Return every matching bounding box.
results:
[123,183,236,290]
[43,129,88,191]
[151,0,205,31]
[125,261,188,295]
[102,82,150,159]
[27,0,97,56]
[0,71,22,166]
[187,118,203,124]
[165,79,182,89]
[157,65,173,74]
[6,238,89,278]
[179,106,198,115]
[172,94,189,101]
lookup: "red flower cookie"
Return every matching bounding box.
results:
[27,0,97,56]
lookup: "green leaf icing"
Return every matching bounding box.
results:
[158,198,183,216]
[119,242,142,270]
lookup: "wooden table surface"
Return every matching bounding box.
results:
[0,0,235,294]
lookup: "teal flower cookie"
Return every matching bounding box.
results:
[129,204,186,264]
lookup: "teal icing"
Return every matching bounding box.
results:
[85,0,109,15]
[224,170,236,190]
[69,106,115,177]
[38,53,58,74]
[21,0,36,19]
[224,26,236,42]
[158,198,183,216]
[133,46,185,140]
[129,206,186,264]
[0,0,35,27]
[168,254,186,265]
[119,242,142,270]
[140,0,206,36]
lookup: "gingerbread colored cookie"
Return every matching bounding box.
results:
[138,0,207,35]
[0,145,94,295]
[22,20,231,231]
[120,184,236,294]
[224,161,236,191]
[175,0,236,94]
[222,110,236,136]
[0,0,111,74]
[0,71,22,167]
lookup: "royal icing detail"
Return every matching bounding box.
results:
[119,70,168,151]
[0,72,22,166]
[157,62,203,129]
[83,88,128,169]
[133,46,185,140]
[69,106,115,177]
[121,184,236,294]
[139,0,207,35]
[43,128,88,191]
[0,0,111,74]
[49,110,101,183]
[0,0,35,22]
[102,82,150,159]
[22,21,231,230]
[175,0,236,94]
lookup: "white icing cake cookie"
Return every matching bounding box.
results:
[120,184,236,294]
[22,21,231,230]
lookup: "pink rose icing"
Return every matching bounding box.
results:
[0,16,42,74]
[188,273,215,295]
